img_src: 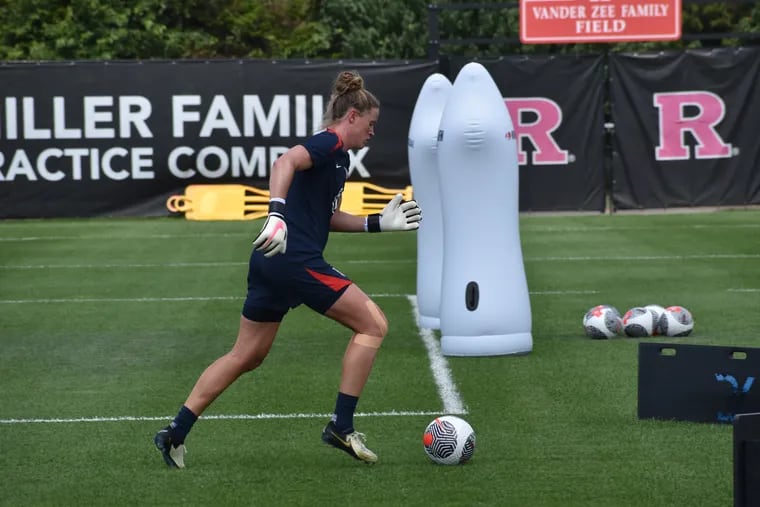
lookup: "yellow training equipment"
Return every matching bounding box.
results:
[166,184,270,221]
[340,182,414,216]
[167,182,414,221]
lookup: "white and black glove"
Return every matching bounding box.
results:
[252,199,288,257]
[366,193,422,232]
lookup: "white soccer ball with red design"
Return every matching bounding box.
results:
[623,307,655,337]
[582,305,622,339]
[659,306,694,336]
[423,415,476,465]
[644,304,667,335]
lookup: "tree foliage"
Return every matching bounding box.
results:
[0,0,330,59]
[0,0,757,61]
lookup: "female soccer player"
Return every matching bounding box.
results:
[154,70,422,467]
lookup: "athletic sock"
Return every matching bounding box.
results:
[332,392,359,433]
[169,405,198,445]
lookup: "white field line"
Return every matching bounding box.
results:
[0,259,413,269]
[527,253,760,262]
[521,224,760,232]
[1,253,757,270]
[407,295,467,415]
[0,291,599,304]
[1,222,758,242]
[0,410,444,425]
[0,233,249,242]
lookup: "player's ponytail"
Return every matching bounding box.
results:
[322,70,380,127]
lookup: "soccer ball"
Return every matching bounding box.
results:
[422,415,476,465]
[582,305,622,339]
[659,306,694,337]
[622,307,654,337]
[644,304,667,335]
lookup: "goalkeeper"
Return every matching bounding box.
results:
[154,70,421,467]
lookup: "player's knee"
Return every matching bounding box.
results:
[353,301,388,349]
[241,355,265,372]
[366,300,388,336]
[229,349,267,372]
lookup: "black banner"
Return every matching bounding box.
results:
[448,55,607,212]
[0,60,437,218]
[609,48,760,209]
[5,52,759,217]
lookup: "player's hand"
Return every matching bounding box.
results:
[252,214,287,257]
[379,193,422,231]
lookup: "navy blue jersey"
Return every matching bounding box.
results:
[243,129,352,320]
[284,129,349,260]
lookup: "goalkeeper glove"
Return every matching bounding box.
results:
[367,193,422,232]
[252,200,288,257]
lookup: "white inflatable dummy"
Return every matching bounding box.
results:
[408,73,452,330]
[436,62,533,356]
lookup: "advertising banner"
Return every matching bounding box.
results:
[609,48,760,208]
[0,60,437,217]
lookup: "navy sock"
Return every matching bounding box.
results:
[332,392,359,433]
[169,405,198,445]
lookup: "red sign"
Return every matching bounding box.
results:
[520,0,682,44]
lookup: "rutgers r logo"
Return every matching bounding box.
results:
[654,91,735,160]
[505,98,570,166]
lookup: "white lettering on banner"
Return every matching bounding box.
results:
[242,95,288,137]
[0,147,154,182]
[0,144,373,183]
[167,145,288,179]
[0,96,154,140]
[576,19,626,34]
[295,95,307,137]
[348,147,370,177]
[527,2,673,38]
[119,96,153,138]
[3,97,18,139]
[531,6,586,19]
[621,4,669,17]
[23,97,51,139]
[172,96,201,138]
[172,94,324,138]
[0,93,369,183]
[163,145,365,179]
[84,96,115,138]
[53,97,81,139]
[200,96,241,138]
[1,94,323,140]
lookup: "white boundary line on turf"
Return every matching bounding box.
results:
[0,290,599,304]
[1,253,757,269]
[0,233,249,242]
[0,294,402,304]
[0,410,445,425]
[2,222,758,241]
[0,260,413,269]
[526,253,760,262]
[407,295,467,415]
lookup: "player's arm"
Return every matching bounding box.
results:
[252,145,312,257]
[267,145,312,199]
[330,209,368,232]
[330,193,422,233]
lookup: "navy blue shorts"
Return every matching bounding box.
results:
[242,252,352,322]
